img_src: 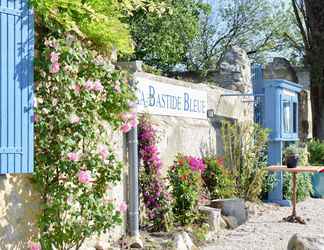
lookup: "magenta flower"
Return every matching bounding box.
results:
[188,156,206,173]
[28,241,41,250]
[69,114,80,124]
[93,80,104,92]
[50,51,59,63]
[85,80,94,91]
[98,144,109,160]
[67,152,80,162]
[121,123,131,133]
[117,201,128,213]
[78,170,92,184]
[50,62,60,74]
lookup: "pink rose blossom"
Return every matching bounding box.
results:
[117,201,128,213]
[93,80,104,92]
[28,241,41,250]
[121,123,131,133]
[114,84,121,93]
[69,114,80,124]
[78,170,92,184]
[84,80,94,91]
[120,112,132,122]
[73,84,81,94]
[50,62,60,74]
[98,144,109,160]
[67,152,80,162]
[50,51,60,63]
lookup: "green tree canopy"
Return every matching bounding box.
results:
[126,0,209,72]
[31,0,169,55]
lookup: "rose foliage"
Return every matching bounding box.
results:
[34,35,136,249]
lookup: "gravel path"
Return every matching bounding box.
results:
[203,198,324,250]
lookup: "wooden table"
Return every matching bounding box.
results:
[268,166,324,224]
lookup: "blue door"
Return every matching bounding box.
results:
[0,0,34,173]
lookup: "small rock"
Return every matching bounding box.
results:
[222,216,238,229]
[287,233,324,250]
[173,232,196,250]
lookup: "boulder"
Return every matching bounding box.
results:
[173,232,196,250]
[287,233,324,250]
[212,46,252,93]
[210,199,248,228]
[199,206,222,231]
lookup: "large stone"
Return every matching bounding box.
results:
[287,233,324,250]
[173,232,196,250]
[211,46,252,93]
[264,57,298,82]
[199,206,222,231]
[210,199,248,227]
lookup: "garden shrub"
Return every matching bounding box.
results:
[34,35,136,249]
[283,145,312,202]
[138,114,172,231]
[202,156,236,200]
[168,154,206,226]
[221,121,269,202]
[308,140,324,166]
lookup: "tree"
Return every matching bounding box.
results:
[291,0,324,139]
[126,0,208,72]
[185,0,292,75]
[32,0,168,55]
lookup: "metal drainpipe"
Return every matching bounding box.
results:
[127,126,140,238]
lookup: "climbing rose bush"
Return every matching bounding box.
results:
[34,35,136,249]
[138,114,172,231]
[168,154,206,225]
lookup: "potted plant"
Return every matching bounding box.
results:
[284,144,300,168]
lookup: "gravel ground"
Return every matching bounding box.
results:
[203,198,324,250]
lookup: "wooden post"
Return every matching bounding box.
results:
[292,173,297,217]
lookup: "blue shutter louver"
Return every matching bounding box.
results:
[0,0,34,173]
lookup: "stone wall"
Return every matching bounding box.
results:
[134,72,253,168]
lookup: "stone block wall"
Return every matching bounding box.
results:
[134,72,253,168]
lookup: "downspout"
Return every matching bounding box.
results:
[127,74,143,247]
[127,127,139,237]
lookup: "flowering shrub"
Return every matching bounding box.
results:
[138,114,172,231]
[202,156,236,200]
[168,154,206,225]
[34,35,136,249]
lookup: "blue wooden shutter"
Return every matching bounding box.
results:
[0,0,34,173]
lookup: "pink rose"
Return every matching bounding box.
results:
[78,170,92,184]
[93,80,104,92]
[114,85,121,93]
[28,241,41,250]
[73,84,81,94]
[98,144,109,160]
[67,152,80,162]
[69,114,80,124]
[85,80,94,91]
[50,62,60,74]
[121,123,131,133]
[117,201,128,213]
[50,51,59,63]
[120,112,132,122]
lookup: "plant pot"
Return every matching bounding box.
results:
[286,155,299,168]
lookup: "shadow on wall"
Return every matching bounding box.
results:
[0,175,40,250]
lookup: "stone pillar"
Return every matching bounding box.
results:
[212,46,252,93]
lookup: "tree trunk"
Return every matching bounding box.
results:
[305,0,324,139]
